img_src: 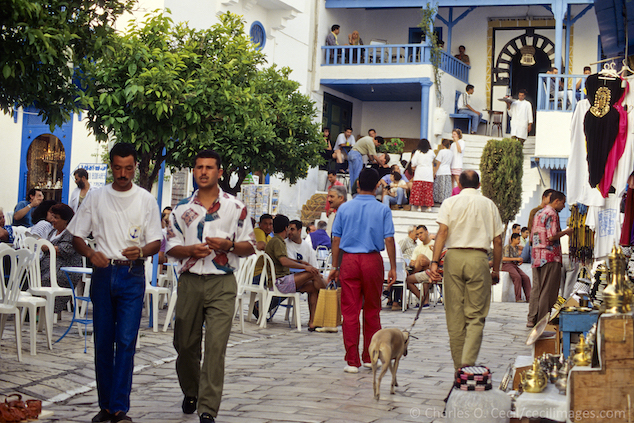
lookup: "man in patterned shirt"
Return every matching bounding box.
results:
[527,190,571,328]
[167,150,256,423]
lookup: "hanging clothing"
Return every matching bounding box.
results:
[598,81,629,197]
[584,74,625,188]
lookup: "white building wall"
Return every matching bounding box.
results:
[362,102,420,140]
[0,113,24,212]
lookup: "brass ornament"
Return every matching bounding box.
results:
[520,359,548,393]
[589,86,611,118]
[602,245,633,314]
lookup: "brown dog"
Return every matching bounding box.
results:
[369,328,409,400]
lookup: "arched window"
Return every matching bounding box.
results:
[250,21,266,50]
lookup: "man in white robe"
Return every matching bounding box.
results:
[507,89,533,143]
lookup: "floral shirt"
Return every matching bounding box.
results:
[531,205,562,267]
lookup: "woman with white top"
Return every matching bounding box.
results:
[409,138,435,212]
[433,138,454,203]
[450,128,465,187]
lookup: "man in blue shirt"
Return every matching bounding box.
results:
[328,168,396,373]
[13,188,43,227]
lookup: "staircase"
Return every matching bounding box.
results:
[391,134,538,243]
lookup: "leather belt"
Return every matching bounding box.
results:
[452,247,488,254]
[110,259,144,267]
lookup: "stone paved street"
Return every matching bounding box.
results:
[0,298,531,423]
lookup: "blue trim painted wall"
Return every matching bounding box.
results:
[20,108,73,204]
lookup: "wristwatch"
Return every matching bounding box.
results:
[228,240,235,252]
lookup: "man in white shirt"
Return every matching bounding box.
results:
[507,89,534,143]
[333,127,356,170]
[457,84,482,134]
[429,170,503,370]
[285,220,317,268]
[166,150,256,423]
[68,143,163,423]
[69,168,96,212]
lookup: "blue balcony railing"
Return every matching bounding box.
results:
[537,74,589,112]
[321,44,470,83]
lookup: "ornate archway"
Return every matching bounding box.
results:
[493,30,556,86]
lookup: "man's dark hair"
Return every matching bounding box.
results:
[50,203,74,222]
[519,88,528,95]
[357,168,380,192]
[459,45,466,50]
[510,233,521,242]
[194,149,222,169]
[163,206,172,212]
[260,213,273,223]
[109,143,138,162]
[331,24,340,32]
[328,170,337,177]
[521,226,528,233]
[289,219,302,230]
[73,168,89,180]
[542,188,555,199]
[368,128,376,134]
[416,224,427,231]
[550,190,566,203]
[26,188,42,201]
[466,84,474,91]
[317,220,327,230]
[512,223,520,230]
[549,66,558,72]
[32,200,57,224]
[459,170,480,189]
[273,215,290,233]
[375,136,385,145]
[323,127,330,133]
[391,170,402,181]
[583,66,591,72]
[344,126,353,132]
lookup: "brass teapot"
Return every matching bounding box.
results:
[555,358,571,395]
[602,245,633,314]
[572,334,592,366]
[520,359,548,393]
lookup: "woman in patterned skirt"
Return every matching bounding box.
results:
[433,138,454,204]
[409,139,435,212]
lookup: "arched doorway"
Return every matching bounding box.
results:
[26,134,66,202]
[494,31,557,136]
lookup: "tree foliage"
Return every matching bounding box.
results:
[0,0,135,128]
[79,11,323,193]
[479,138,523,225]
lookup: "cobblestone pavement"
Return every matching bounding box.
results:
[0,299,531,423]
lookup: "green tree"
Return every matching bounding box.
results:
[80,11,323,193]
[479,138,523,230]
[0,0,135,128]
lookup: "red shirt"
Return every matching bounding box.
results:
[531,205,562,267]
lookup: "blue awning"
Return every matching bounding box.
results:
[531,157,568,169]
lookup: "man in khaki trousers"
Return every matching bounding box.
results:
[429,170,503,370]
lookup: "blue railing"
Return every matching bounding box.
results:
[321,44,470,83]
[536,74,589,112]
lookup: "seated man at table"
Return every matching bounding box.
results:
[333,127,356,172]
[265,215,326,330]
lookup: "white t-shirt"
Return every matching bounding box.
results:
[334,133,356,151]
[285,238,317,268]
[450,139,465,169]
[435,149,454,176]
[67,184,163,260]
[458,92,470,109]
[411,150,435,182]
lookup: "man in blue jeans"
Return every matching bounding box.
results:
[348,134,384,195]
[457,84,482,134]
[69,143,162,423]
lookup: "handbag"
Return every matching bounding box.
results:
[313,282,342,329]
[0,394,27,422]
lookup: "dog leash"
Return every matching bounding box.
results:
[407,299,425,333]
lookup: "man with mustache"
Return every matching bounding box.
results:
[69,167,96,212]
[68,143,163,423]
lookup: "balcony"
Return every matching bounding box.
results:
[321,44,470,83]
[536,73,589,112]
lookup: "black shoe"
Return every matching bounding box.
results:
[200,413,215,423]
[182,396,197,414]
[92,410,113,423]
[111,412,133,423]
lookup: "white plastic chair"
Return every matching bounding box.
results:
[162,263,179,332]
[24,238,73,331]
[259,253,302,331]
[241,251,271,327]
[144,260,171,332]
[232,255,259,334]
[11,226,29,249]
[0,248,37,361]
